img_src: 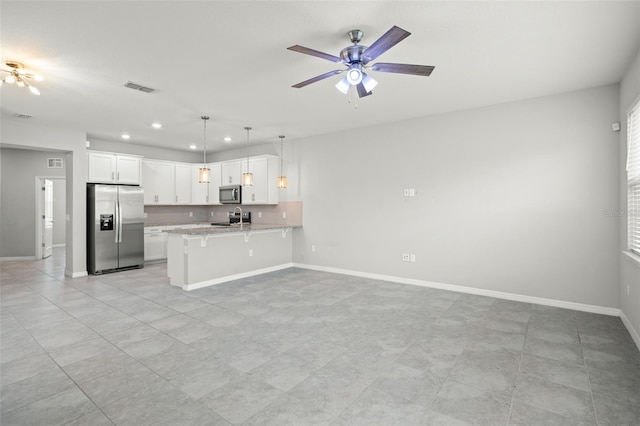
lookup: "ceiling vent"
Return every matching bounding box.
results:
[123,81,155,93]
[12,113,32,119]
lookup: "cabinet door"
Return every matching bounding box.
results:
[116,155,141,185]
[154,162,175,204]
[144,229,166,261]
[241,156,267,204]
[88,152,116,183]
[141,160,156,204]
[221,160,242,185]
[207,163,222,204]
[191,165,209,204]
[174,163,192,204]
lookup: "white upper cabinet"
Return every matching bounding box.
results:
[241,155,279,205]
[174,163,192,204]
[207,163,222,204]
[221,160,242,186]
[88,151,141,185]
[142,160,175,204]
[191,163,222,205]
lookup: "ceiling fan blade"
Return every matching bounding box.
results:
[356,83,373,98]
[292,70,343,88]
[362,26,411,62]
[371,62,435,76]
[287,45,342,63]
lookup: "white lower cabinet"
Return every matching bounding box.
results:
[144,227,166,261]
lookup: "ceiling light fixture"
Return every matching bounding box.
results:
[0,61,43,95]
[121,134,130,140]
[189,144,197,150]
[224,136,232,143]
[277,135,288,189]
[198,116,211,183]
[152,122,162,129]
[242,126,253,186]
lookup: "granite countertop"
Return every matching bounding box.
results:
[145,222,211,228]
[163,223,301,235]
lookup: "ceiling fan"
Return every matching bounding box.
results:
[288,25,434,98]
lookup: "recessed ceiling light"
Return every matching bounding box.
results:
[152,122,162,129]
[121,134,130,140]
[189,144,197,150]
[224,136,232,142]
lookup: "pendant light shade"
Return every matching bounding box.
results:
[277,135,288,189]
[242,126,253,186]
[198,116,210,183]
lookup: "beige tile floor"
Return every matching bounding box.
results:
[1,248,639,425]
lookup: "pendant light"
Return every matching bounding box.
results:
[242,126,253,186]
[276,135,288,189]
[198,116,210,183]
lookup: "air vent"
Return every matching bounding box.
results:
[123,81,156,93]
[47,158,63,168]
[12,113,33,119]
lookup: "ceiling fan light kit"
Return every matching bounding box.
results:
[288,25,434,98]
[0,60,43,95]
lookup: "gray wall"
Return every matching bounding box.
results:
[0,148,66,257]
[619,47,640,342]
[293,84,621,309]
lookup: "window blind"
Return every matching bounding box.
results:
[628,100,640,255]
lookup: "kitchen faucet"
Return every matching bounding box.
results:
[233,207,243,228]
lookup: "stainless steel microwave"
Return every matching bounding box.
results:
[219,185,241,204]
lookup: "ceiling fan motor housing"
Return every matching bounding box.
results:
[340,44,369,65]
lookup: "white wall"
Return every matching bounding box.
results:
[619,47,640,346]
[53,179,66,246]
[88,138,203,163]
[293,84,621,310]
[0,117,87,276]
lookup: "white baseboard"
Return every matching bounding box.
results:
[183,263,294,291]
[65,270,88,278]
[620,311,640,351]
[0,256,37,261]
[293,263,621,317]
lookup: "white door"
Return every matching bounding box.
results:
[42,179,54,258]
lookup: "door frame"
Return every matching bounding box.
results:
[35,176,66,260]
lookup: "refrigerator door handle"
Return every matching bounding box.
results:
[117,199,123,243]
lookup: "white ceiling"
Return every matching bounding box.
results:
[1,1,639,153]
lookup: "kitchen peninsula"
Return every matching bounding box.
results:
[165,223,300,291]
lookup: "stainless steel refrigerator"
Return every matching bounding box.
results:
[87,184,144,274]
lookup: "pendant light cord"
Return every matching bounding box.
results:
[245,126,251,173]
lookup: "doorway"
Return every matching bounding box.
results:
[36,177,66,260]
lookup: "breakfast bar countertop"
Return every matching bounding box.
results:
[163,223,301,235]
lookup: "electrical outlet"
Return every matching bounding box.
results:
[282,212,287,219]
[403,189,410,197]
[189,212,193,217]
[410,254,416,263]
[249,249,253,257]
[311,245,316,252]
[210,211,214,217]
[402,253,410,262]
[258,212,262,218]
[409,188,416,197]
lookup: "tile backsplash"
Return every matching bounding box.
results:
[145,201,302,227]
